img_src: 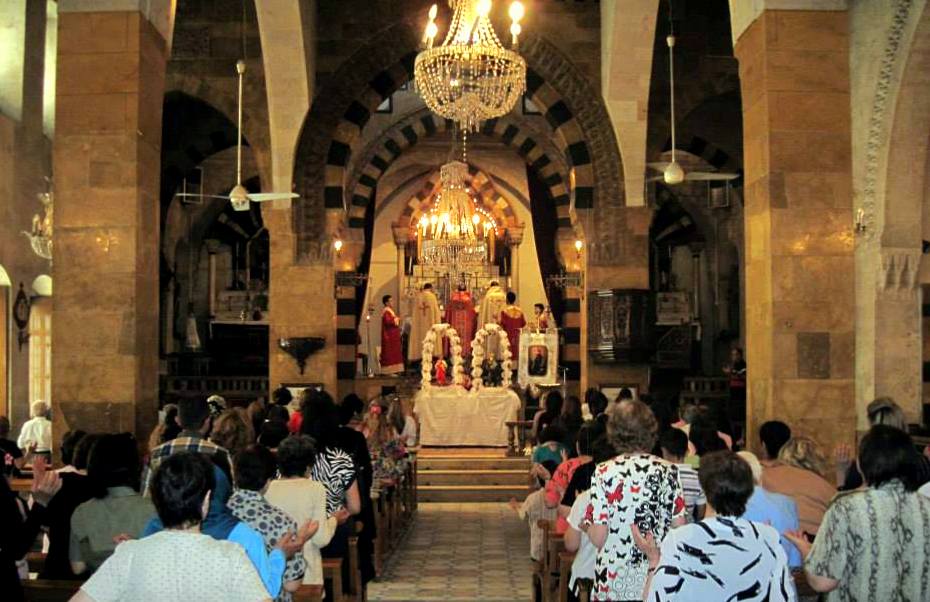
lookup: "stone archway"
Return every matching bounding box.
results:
[854,0,930,426]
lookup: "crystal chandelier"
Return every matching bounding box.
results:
[416,160,498,272]
[22,190,53,262]
[415,0,527,132]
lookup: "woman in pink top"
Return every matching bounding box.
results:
[544,422,601,533]
[761,436,836,535]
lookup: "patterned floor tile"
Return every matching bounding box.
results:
[368,502,533,601]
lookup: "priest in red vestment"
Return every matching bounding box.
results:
[380,294,404,375]
[445,284,477,356]
[499,291,526,363]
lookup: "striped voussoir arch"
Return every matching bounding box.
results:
[396,164,518,230]
[661,135,740,173]
[345,110,572,231]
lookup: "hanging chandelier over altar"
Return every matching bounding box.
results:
[416,159,498,271]
[415,0,527,132]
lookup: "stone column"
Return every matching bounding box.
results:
[734,7,855,452]
[392,225,409,312]
[507,225,525,297]
[206,239,220,319]
[52,7,170,444]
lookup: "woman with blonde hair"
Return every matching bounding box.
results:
[365,400,407,486]
[210,408,255,458]
[762,435,836,535]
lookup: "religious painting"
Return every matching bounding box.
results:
[518,330,558,387]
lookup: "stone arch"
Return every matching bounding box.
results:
[166,72,272,191]
[394,165,519,230]
[293,19,624,261]
[347,109,569,228]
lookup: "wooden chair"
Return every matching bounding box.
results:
[557,550,575,602]
[22,579,83,602]
[322,557,345,602]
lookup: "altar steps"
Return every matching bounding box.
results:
[416,451,531,502]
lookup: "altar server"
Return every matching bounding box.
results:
[380,295,404,375]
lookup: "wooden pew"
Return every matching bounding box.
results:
[293,584,324,602]
[347,522,366,602]
[321,557,345,602]
[543,525,565,602]
[557,550,575,602]
[27,551,47,575]
[22,579,83,602]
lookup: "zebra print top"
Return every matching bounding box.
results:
[648,516,794,601]
[310,446,357,514]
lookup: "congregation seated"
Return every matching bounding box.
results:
[265,435,341,591]
[531,390,564,444]
[586,400,687,601]
[510,459,559,562]
[69,434,154,576]
[146,403,180,454]
[229,445,311,601]
[758,420,792,467]
[71,452,273,602]
[658,428,706,521]
[544,420,601,534]
[1,458,61,599]
[562,428,617,599]
[737,450,802,568]
[835,397,930,490]
[786,425,930,600]
[365,399,408,487]
[554,395,584,453]
[635,451,795,601]
[531,425,569,468]
[211,408,257,459]
[142,459,300,598]
[761,436,836,535]
[142,397,232,496]
[42,433,100,579]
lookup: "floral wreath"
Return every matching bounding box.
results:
[470,323,513,391]
[420,323,466,389]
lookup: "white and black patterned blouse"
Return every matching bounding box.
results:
[588,453,685,601]
[228,489,306,602]
[648,516,796,602]
[311,447,357,515]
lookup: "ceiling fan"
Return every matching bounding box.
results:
[176,60,298,211]
[648,16,739,186]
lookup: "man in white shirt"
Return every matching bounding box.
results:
[18,400,52,455]
[70,452,271,602]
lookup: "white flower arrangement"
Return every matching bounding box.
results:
[470,323,513,391]
[420,323,466,390]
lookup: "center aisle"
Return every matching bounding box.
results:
[368,502,534,601]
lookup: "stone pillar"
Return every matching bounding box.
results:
[206,240,220,319]
[734,8,855,452]
[52,7,170,444]
[507,225,525,297]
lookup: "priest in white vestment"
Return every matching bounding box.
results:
[478,280,507,327]
[408,283,441,362]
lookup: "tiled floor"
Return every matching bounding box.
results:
[368,502,534,602]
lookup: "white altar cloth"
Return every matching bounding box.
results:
[414,387,521,447]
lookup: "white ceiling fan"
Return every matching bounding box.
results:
[176,60,298,211]
[648,20,739,186]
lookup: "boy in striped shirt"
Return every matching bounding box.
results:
[660,428,706,521]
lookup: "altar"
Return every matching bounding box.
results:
[414,387,521,447]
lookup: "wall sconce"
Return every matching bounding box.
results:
[574,239,583,255]
[333,238,344,255]
[278,336,326,375]
[854,209,867,235]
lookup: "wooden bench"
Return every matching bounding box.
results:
[557,550,575,602]
[532,519,566,602]
[22,579,83,602]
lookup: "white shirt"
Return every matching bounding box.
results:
[566,490,597,592]
[17,416,51,452]
[518,488,556,561]
[80,530,269,602]
[265,478,337,585]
